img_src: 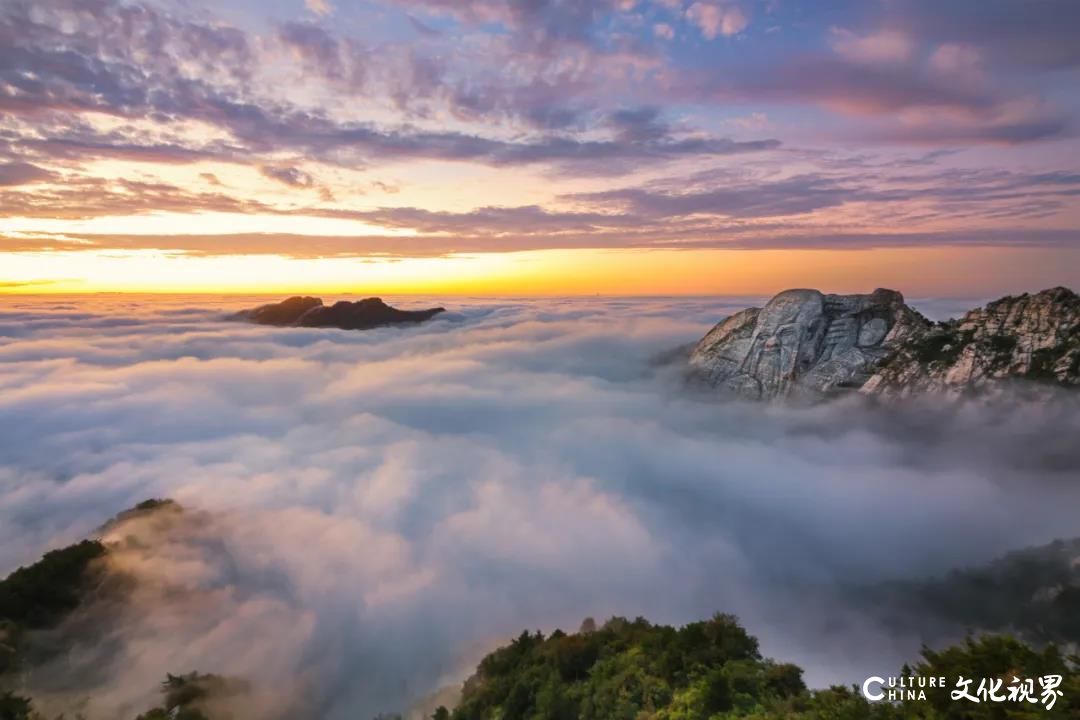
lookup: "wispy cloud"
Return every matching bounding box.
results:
[0,0,1077,265]
[686,2,748,39]
[306,0,335,17]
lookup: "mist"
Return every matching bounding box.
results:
[2,294,1078,719]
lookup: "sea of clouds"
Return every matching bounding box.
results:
[1,294,1079,719]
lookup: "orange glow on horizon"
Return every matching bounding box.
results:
[4,246,1079,297]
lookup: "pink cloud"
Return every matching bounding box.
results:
[305,0,334,16]
[829,28,915,65]
[686,2,748,39]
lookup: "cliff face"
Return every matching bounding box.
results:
[688,288,928,400]
[689,286,1079,400]
[862,286,1080,397]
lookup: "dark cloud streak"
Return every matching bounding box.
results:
[0,162,55,186]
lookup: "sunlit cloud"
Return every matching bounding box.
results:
[0,0,1076,292]
[306,0,335,17]
[686,1,748,39]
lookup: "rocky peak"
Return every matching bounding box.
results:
[862,286,1079,397]
[231,296,445,331]
[688,288,927,400]
[235,295,322,326]
[689,286,1079,401]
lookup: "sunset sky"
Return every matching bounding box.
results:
[2,0,1079,295]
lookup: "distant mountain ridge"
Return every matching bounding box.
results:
[689,287,1079,400]
[862,535,1080,648]
[231,296,445,330]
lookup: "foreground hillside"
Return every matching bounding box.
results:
[438,616,1078,720]
[1,501,1078,719]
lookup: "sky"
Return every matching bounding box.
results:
[4,294,1080,718]
[2,0,1080,295]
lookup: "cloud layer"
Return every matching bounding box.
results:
[2,295,1080,718]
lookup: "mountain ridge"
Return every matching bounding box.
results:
[231,296,446,331]
[689,286,1079,400]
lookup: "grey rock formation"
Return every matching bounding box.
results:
[689,288,927,400]
[862,286,1080,397]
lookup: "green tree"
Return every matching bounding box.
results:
[0,692,33,720]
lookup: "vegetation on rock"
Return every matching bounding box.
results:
[134,672,249,720]
[865,287,1080,396]
[0,540,105,630]
[0,539,105,679]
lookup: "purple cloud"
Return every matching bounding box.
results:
[0,162,54,186]
[261,166,317,188]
